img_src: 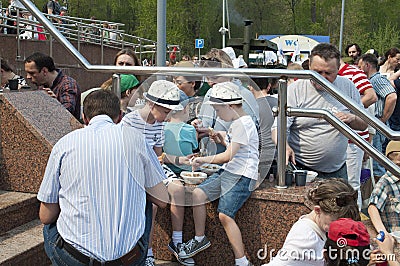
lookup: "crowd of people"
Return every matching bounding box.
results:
[0,0,122,44]
[1,40,399,265]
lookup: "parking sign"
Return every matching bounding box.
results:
[195,39,204,49]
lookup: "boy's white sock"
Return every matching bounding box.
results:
[147,248,153,257]
[235,256,249,266]
[172,231,183,246]
[194,235,205,242]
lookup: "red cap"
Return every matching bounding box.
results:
[328,218,370,247]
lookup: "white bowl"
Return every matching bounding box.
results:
[390,231,400,242]
[180,171,208,185]
[306,170,318,182]
[200,163,221,175]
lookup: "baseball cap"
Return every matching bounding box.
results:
[120,74,139,92]
[328,218,370,247]
[386,140,400,156]
[144,80,183,110]
[204,81,243,105]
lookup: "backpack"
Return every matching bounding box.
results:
[42,1,54,14]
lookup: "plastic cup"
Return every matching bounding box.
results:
[294,170,307,186]
[8,79,18,90]
[285,171,293,186]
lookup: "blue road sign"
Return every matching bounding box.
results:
[195,39,204,49]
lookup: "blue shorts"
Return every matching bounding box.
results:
[197,169,255,219]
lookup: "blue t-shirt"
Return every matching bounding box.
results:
[164,122,198,173]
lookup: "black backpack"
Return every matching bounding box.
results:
[42,1,54,13]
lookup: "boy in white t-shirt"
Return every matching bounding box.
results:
[179,82,259,266]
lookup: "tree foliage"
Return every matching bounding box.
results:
[3,0,400,57]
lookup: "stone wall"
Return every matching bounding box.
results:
[0,91,82,192]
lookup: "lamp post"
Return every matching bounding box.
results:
[339,0,345,53]
[219,0,228,48]
[157,0,166,66]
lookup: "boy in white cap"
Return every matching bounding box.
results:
[179,81,259,266]
[368,140,400,235]
[121,80,194,266]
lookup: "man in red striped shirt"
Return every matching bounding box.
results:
[338,58,377,208]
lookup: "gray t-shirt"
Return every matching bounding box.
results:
[286,77,363,172]
[256,97,275,163]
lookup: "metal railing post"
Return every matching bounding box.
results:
[100,28,104,65]
[112,74,121,100]
[16,8,21,59]
[276,79,288,188]
[49,35,53,57]
[77,24,81,51]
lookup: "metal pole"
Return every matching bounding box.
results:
[100,28,104,65]
[112,74,121,100]
[243,20,253,65]
[77,25,81,52]
[222,0,225,48]
[276,79,288,188]
[339,0,345,53]
[16,8,21,60]
[156,0,166,66]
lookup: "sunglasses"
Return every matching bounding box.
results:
[173,79,191,86]
[200,57,221,62]
[200,57,222,68]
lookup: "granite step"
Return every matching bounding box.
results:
[0,190,39,234]
[0,219,50,265]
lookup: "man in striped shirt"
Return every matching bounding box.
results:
[338,58,377,208]
[358,53,397,179]
[38,90,168,265]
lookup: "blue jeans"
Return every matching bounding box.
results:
[43,223,146,266]
[198,170,255,218]
[372,131,387,177]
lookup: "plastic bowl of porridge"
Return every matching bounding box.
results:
[180,171,208,185]
[200,164,221,175]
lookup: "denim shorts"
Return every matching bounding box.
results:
[197,169,254,219]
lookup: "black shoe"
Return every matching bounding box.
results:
[178,237,211,259]
[168,241,195,266]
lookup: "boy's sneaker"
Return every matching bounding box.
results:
[167,241,195,266]
[145,256,156,266]
[178,236,211,259]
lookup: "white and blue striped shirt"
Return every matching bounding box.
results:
[37,115,166,261]
[121,110,165,148]
[369,72,396,118]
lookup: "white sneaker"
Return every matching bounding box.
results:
[145,256,156,266]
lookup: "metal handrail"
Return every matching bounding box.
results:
[17,0,400,186]
[287,108,400,179]
[0,5,168,62]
